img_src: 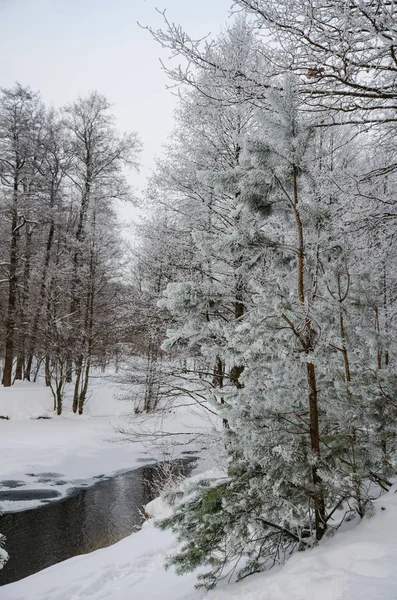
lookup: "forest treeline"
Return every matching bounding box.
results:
[0,86,141,413]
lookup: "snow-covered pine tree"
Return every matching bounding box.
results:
[158,78,396,588]
[149,18,263,403]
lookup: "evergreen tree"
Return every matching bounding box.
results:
[158,79,397,588]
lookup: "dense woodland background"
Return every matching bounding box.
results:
[2,0,397,589]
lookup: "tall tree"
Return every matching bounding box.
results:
[0,84,43,387]
[159,79,397,587]
[62,91,141,410]
[143,8,397,587]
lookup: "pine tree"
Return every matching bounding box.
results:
[158,79,397,588]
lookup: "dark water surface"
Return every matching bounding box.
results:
[0,460,195,586]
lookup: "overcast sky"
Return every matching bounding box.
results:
[0,0,232,222]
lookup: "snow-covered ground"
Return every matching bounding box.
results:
[2,373,397,600]
[2,482,397,600]
[0,373,218,512]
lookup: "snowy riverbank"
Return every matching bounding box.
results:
[2,376,397,600]
[2,480,397,600]
[0,374,219,512]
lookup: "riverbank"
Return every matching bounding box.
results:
[0,373,220,512]
[2,375,397,599]
[0,461,197,586]
[2,480,397,600]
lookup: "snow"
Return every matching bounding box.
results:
[0,376,129,420]
[143,468,226,522]
[2,374,397,600]
[0,373,218,512]
[0,381,54,420]
[0,548,7,571]
[2,483,397,600]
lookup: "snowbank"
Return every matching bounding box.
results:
[0,382,53,420]
[2,486,397,600]
[207,488,397,600]
[144,468,226,523]
[0,375,130,420]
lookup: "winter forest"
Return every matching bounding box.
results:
[1,1,397,599]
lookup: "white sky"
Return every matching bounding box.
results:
[0,0,232,224]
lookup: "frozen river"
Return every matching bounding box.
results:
[0,460,195,585]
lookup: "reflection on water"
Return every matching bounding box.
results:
[0,460,194,586]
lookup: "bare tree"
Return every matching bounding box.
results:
[62,92,141,411]
[0,84,43,387]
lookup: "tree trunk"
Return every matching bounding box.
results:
[229,365,244,388]
[78,358,91,415]
[72,356,83,413]
[74,282,95,414]
[306,362,326,539]
[56,380,63,416]
[45,356,51,387]
[230,263,245,388]
[14,354,24,381]
[3,185,20,387]
[293,167,325,540]
[144,341,160,412]
[25,217,55,381]
[212,355,224,388]
[15,224,33,381]
[48,359,65,416]
[68,183,91,383]
[33,357,43,382]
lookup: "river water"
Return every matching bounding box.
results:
[0,460,195,586]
